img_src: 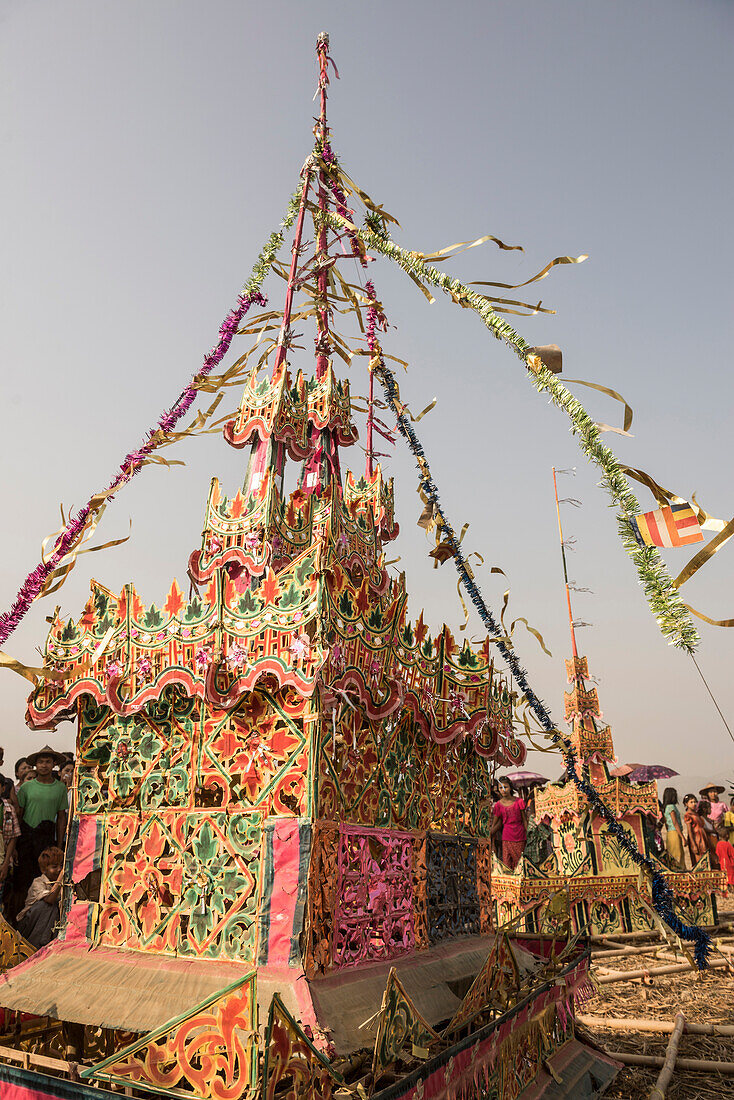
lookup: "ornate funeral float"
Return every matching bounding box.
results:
[0,31,717,1100]
[491,477,725,937]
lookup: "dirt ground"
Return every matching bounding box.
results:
[580,897,734,1099]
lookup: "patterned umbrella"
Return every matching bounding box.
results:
[502,770,548,787]
[618,763,678,783]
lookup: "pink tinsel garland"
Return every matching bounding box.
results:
[0,290,266,647]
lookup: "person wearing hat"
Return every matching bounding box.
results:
[16,747,68,898]
[699,783,726,825]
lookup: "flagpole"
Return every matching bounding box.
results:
[552,467,578,659]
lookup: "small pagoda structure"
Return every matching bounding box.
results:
[0,36,608,1100]
[491,476,723,937]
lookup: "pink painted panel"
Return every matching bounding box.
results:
[333,825,414,968]
[266,820,302,966]
[63,902,92,943]
[71,816,103,883]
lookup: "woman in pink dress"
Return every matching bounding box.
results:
[491,778,527,870]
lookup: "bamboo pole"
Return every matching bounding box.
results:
[590,930,661,943]
[595,958,732,983]
[610,1052,734,1075]
[592,944,664,960]
[0,1044,71,1073]
[577,1014,734,1037]
[656,949,734,971]
[648,1012,685,1099]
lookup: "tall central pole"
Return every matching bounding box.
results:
[315,33,332,381]
[553,467,578,659]
[274,171,311,375]
[366,368,375,478]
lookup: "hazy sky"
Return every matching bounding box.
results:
[1,0,732,793]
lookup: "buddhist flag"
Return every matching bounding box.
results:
[630,502,704,549]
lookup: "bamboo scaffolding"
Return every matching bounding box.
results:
[592,945,665,960]
[648,1012,685,1099]
[577,1014,734,1037]
[609,1052,734,1075]
[595,958,733,984]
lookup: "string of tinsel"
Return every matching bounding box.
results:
[0,183,306,647]
[323,209,699,656]
[364,282,712,968]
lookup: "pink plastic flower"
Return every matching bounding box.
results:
[448,687,468,719]
[136,656,152,680]
[290,633,310,662]
[194,648,211,672]
[226,644,247,671]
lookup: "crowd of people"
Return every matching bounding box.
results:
[491,776,734,890]
[0,744,72,949]
[666,782,734,884]
[2,748,732,953]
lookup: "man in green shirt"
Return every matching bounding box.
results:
[17,746,68,896]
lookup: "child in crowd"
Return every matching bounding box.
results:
[0,791,20,911]
[16,746,68,900]
[715,823,734,890]
[723,799,734,846]
[14,759,32,791]
[662,787,685,871]
[700,783,726,824]
[683,794,714,867]
[16,846,64,948]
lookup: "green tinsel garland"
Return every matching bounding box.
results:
[321,210,699,654]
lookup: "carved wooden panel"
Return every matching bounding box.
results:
[426,833,480,944]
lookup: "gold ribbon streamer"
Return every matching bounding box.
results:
[408,398,437,423]
[0,651,69,687]
[514,701,561,753]
[456,551,485,630]
[470,252,588,291]
[406,269,436,304]
[672,517,734,591]
[39,518,131,599]
[474,294,555,316]
[417,234,524,263]
[509,616,553,657]
[497,590,551,655]
[564,378,633,435]
[619,465,685,508]
[429,521,469,567]
[333,167,401,227]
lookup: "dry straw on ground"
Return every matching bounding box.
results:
[582,898,734,1099]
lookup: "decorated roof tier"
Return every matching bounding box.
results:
[534,773,658,821]
[344,466,399,542]
[491,860,724,911]
[189,458,398,589]
[223,360,357,452]
[536,651,658,820]
[28,480,525,765]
